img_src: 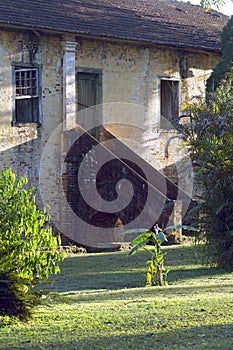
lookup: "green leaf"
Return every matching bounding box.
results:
[131,232,152,246]
[225,230,233,236]
[215,203,227,215]
[164,225,199,232]
[156,232,168,242]
[129,240,148,256]
[143,246,153,255]
[118,228,150,235]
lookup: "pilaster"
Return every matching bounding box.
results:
[62,36,77,130]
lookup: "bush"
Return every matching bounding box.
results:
[0,169,65,319]
[0,272,38,320]
[179,71,233,268]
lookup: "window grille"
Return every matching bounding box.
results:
[12,64,42,125]
[15,68,38,98]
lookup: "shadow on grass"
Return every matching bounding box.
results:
[168,266,227,283]
[51,280,233,305]
[60,323,233,350]
[3,323,233,350]
[39,245,231,293]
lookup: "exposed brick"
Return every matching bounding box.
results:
[0,28,221,246]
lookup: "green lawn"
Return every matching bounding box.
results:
[0,244,233,349]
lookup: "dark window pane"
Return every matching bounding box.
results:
[161,80,179,121]
[16,98,33,123]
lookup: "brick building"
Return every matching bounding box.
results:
[0,0,228,247]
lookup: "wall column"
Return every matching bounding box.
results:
[62,36,77,130]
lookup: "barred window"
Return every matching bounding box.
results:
[12,64,42,124]
[15,68,38,97]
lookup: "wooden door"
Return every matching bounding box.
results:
[77,71,102,139]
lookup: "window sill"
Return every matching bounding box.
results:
[11,122,41,128]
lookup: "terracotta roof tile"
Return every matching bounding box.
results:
[0,0,228,52]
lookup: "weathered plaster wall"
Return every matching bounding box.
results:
[0,30,220,239]
[76,39,219,108]
[75,39,219,176]
[0,29,62,197]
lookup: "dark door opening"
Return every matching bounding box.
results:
[77,70,102,140]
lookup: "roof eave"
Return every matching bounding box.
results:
[0,21,222,54]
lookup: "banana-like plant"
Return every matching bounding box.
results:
[119,224,198,287]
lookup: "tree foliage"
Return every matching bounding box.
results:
[200,0,229,11]
[0,169,65,319]
[207,15,233,91]
[179,71,233,268]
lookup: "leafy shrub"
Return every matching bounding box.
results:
[179,71,233,268]
[0,272,38,320]
[0,168,65,319]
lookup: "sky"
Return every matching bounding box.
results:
[182,0,233,15]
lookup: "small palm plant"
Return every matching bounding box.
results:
[119,224,198,287]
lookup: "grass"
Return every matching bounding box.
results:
[0,244,233,349]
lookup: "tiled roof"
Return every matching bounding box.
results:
[0,0,228,52]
